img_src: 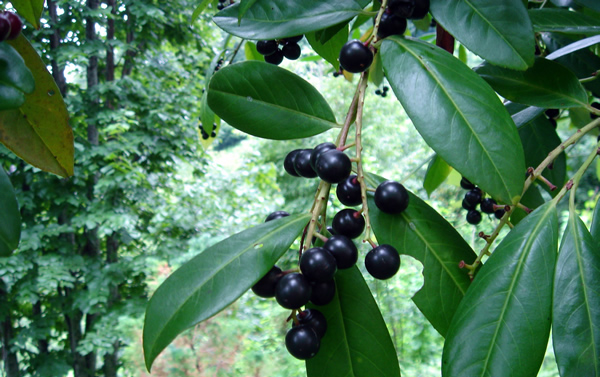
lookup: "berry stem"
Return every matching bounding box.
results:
[304,181,332,252]
[560,143,600,211]
[371,0,389,45]
[336,83,362,147]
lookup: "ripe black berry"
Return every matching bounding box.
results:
[315,149,352,184]
[309,280,336,306]
[310,142,337,170]
[460,177,476,190]
[285,325,320,360]
[264,49,284,65]
[466,210,482,225]
[294,149,318,178]
[256,40,278,56]
[464,188,482,208]
[275,273,312,309]
[265,211,290,222]
[336,175,362,206]
[332,209,365,239]
[282,35,303,44]
[365,244,400,280]
[282,42,301,60]
[0,14,10,41]
[495,209,506,219]
[323,235,358,269]
[339,40,373,73]
[462,197,477,211]
[251,266,282,298]
[410,0,430,19]
[480,198,496,214]
[300,247,337,283]
[376,12,407,39]
[297,309,328,339]
[545,108,560,119]
[284,149,302,177]
[374,181,409,214]
[388,0,415,18]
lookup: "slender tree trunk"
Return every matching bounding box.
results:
[47,0,67,96]
[103,233,120,377]
[1,314,20,377]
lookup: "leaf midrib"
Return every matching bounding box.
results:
[148,214,309,359]
[396,38,515,203]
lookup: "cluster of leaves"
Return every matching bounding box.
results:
[144,0,600,376]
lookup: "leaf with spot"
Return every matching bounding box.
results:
[143,213,310,371]
[442,201,558,377]
[553,212,600,377]
[305,266,400,377]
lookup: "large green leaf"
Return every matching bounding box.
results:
[213,0,370,40]
[423,154,452,196]
[429,0,534,70]
[9,0,44,29]
[207,61,338,140]
[0,42,34,110]
[518,116,566,195]
[575,0,600,12]
[553,213,600,376]
[0,167,20,257]
[590,196,600,244]
[442,201,558,377]
[475,58,588,109]
[143,213,310,371]
[381,37,525,205]
[367,174,476,337]
[306,25,348,71]
[0,36,73,177]
[305,267,400,377]
[529,9,600,35]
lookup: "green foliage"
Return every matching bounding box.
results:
[0,167,20,256]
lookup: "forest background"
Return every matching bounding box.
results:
[0,0,598,376]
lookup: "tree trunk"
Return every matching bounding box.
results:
[1,314,20,377]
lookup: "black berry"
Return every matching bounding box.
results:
[339,40,373,74]
[336,175,362,206]
[264,49,284,65]
[251,266,282,298]
[256,40,278,56]
[0,14,10,41]
[374,181,409,214]
[495,209,506,219]
[460,177,476,190]
[389,0,415,18]
[294,149,318,178]
[284,149,302,177]
[376,12,407,39]
[315,149,352,184]
[545,108,560,119]
[466,210,482,225]
[332,209,365,239]
[265,211,290,222]
[275,273,312,309]
[462,197,477,211]
[282,35,303,44]
[480,198,496,214]
[464,188,483,208]
[323,235,358,269]
[409,0,430,19]
[282,42,301,60]
[300,247,337,283]
[365,244,401,280]
[309,280,336,306]
[285,325,320,360]
[296,309,328,339]
[310,142,337,170]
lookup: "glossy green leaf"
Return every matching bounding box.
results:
[9,0,44,29]
[317,22,349,44]
[542,33,600,97]
[529,9,600,35]
[590,196,600,244]
[305,267,400,377]
[0,36,73,177]
[0,42,34,110]
[237,0,258,24]
[207,61,338,140]
[213,0,370,40]
[143,213,310,371]
[367,174,476,337]
[0,167,20,257]
[475,58,588,109]
[553,213,600,376]
[575,0,600,12]
[442,201,558,377]
[429,0,534,70]
[306,25,348,71]
[423,154,452,196]
[381,37,525,205]
[546,34,600,61]
[244,40,263,61]
[518,116,566,195]
[191,0,212,23]
[508,103,545,128]
[369,51,384,87]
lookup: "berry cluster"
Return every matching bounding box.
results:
[0,11,22,42]
[199,123,217,140]
[375,86,389,98]
[375,0,429,39]
[459,177,504,225]
[256,35,303,65]
[213,58,224,73]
